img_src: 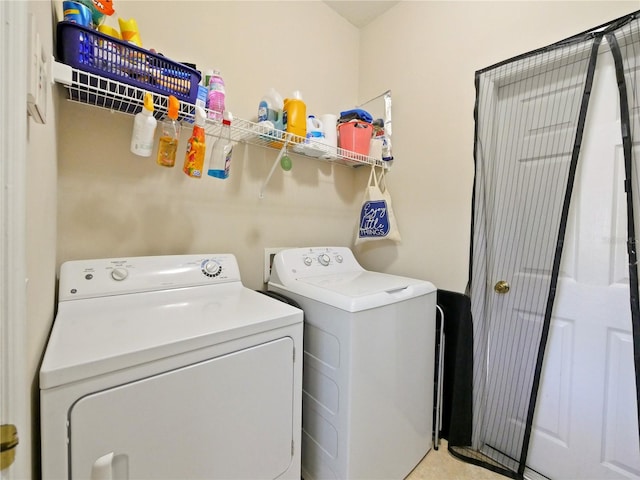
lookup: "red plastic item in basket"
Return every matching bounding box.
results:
[338,121,373,157]
[56,21,201,104]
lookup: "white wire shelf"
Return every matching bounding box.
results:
[53,62,390,170]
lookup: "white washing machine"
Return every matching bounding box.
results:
[40,254,303,480]
[268,246,436,480]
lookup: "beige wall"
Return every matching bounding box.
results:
[56,2,637,294]
[23,1,637,478]
[358,1,638,291]
[57,0,364,290]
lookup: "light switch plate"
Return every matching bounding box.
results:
[27,13,47,124]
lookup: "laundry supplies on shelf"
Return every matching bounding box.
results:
[183,106,207,178]
[283,90,306,141]
[208,112,234,179]
[156,95,180,167]
[130,92,157,157]
[207,69,225,121]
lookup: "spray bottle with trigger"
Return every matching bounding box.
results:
[183,106,207,178]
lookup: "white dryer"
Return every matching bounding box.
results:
[268,247,436,480]
[40,254,303,480]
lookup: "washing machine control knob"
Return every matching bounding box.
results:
[202,260,222,277]
[318,254,330,266]
[304,257,313,266]
[111,268,129,281]
[335,255,343,263]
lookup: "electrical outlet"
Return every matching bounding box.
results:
[264,247,290,284]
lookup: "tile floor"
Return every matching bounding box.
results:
[406,440,506,480]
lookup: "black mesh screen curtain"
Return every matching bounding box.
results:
[456,11,640,479]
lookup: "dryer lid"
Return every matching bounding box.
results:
[40,284,302,389]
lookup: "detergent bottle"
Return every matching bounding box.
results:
[306,115,324,141]
[283,90,306,141]
[183,106,207,178]
[258,87,284,124]
[130,92,157,157]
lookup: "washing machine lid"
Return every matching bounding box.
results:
[40,283,302,389]
[272,270,435,312]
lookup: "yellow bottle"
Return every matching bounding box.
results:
[183,107,207,178]
[118,17,142,47]
[283,90,306,142]
[156,96,181,167]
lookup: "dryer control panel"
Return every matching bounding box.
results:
[270,247,364,283]
[58,254,242,301]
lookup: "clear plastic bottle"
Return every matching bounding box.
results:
[130,92,157,157]
[207,69,225,121]
[156,95,180,167]
[207,112,234,179]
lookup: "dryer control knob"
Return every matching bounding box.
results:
[318,254,330,266]
[335,255,343,263]
[203,260,222,277]
[304,257,313,266]
[111,268,129,281]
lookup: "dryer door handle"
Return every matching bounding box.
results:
[91,452,114,480]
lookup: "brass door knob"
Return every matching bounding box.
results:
[0,424,18,471]
[494,280,510,294]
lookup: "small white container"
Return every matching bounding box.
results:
[306,115,324,140]
[130,93,157,157]
[369,137,383,161]
[319,113,338,158]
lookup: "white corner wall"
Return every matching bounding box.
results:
[25,1,58,477]
[358,1,638,291]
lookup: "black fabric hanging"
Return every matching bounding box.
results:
[455,11,640,479]
[436,289,473,446]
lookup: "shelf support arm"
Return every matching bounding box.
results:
[259,140,289,199]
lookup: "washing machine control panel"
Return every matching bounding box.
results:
[270,247,364,283]
[59,254,241,301]
[298,249,350,271]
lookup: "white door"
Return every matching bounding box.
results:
[526,41,640,480]
[477,37,640,478]
[478,38,640,479]
[479,43,592,469]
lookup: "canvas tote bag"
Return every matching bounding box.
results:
[355,166,401,244]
